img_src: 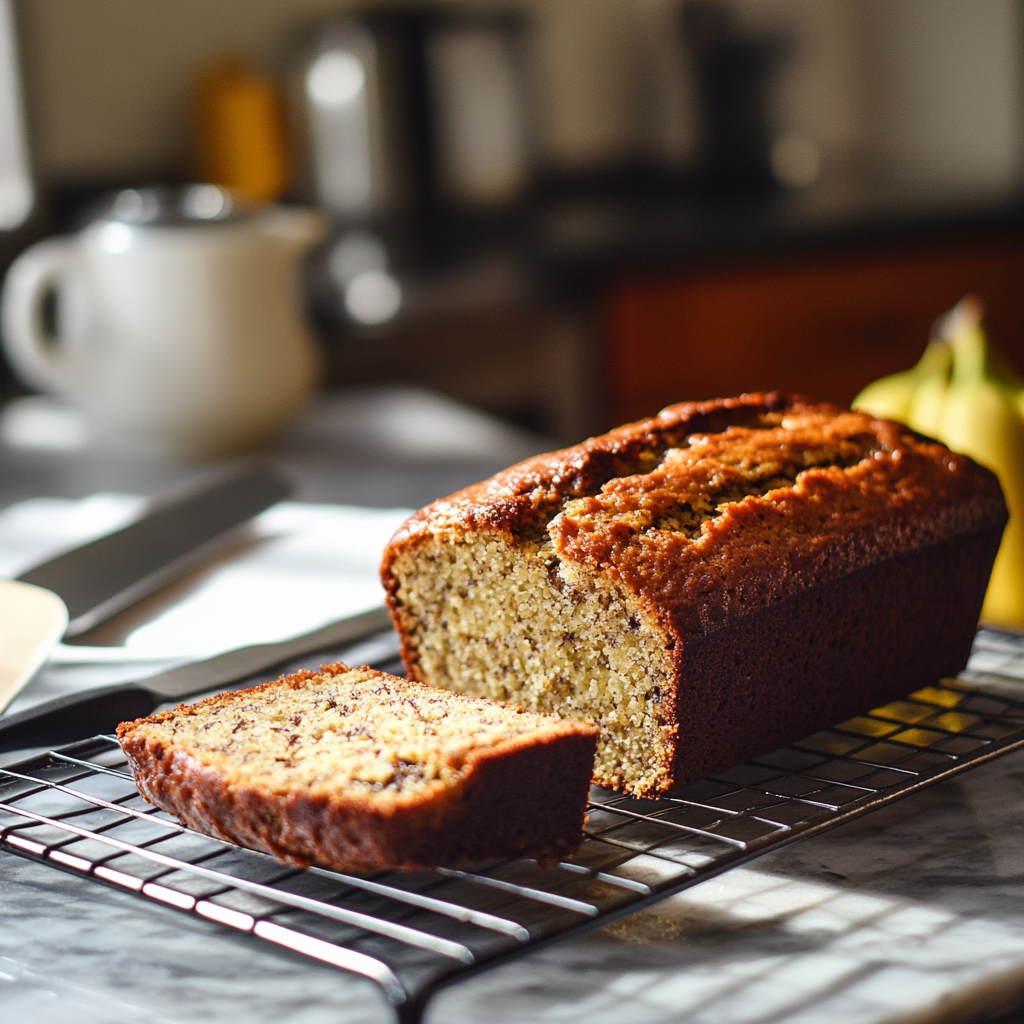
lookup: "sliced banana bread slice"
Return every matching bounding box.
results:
[117,665,599,872]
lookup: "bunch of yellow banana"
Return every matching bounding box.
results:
[853,297,1024,630]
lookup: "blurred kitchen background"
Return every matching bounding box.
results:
[1,0,1023,447]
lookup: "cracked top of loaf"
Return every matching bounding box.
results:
[382,393,1007,636]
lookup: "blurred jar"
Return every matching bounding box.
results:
[428,12,532,210]
[292,10,533,223]
[294,21,395,221]
[194,61,290,205]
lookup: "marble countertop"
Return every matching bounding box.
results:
[4,389,1024,1024]
[6,740,1024,1024]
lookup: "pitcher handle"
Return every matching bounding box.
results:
[1,237,80,394]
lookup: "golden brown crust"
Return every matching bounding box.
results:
[117,666,599,871]
[381,392,1006,662]
[380,393,1008,793]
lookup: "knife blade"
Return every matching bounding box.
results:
[0,605,397,754]
[15,462,292,636]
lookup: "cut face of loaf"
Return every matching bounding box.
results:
[117,666,599,872]
[381,393,1008,796]
[392,536,673,794]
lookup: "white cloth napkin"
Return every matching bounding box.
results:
[0,493,412,712]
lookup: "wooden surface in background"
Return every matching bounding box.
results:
[604,237,1024,426]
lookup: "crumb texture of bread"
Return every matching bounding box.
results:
[116,666,599,872]
[393,531,676,794]
[381,393,1009,796]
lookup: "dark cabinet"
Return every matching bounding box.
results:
[604,236,1024,426]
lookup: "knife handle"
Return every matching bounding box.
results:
[0,685,158,754]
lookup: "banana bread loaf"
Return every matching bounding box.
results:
[381,393,1008,796]
[117,665,599,871]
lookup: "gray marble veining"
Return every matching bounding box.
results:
[6,747,1024,1024]
[2,419,1024,1024]
[430,750,1024,1024]
[0,854,387,1023]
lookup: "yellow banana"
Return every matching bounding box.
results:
[852,370,918,422]
[854,296,1024,629]
[938,299,1024,628]
[906,339,952,437]
[852,334,950,424]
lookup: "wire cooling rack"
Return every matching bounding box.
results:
[3,628,1024,1024]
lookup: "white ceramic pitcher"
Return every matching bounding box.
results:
[1,188,326,457]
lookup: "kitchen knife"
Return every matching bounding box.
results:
[0,606,397,754]
[0,579,68,711]
[15,462,292,637]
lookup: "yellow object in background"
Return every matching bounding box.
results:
[194,61,289,205]
[851,337,950,425]
[905,340,952,438]
[853,297,1024,630]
